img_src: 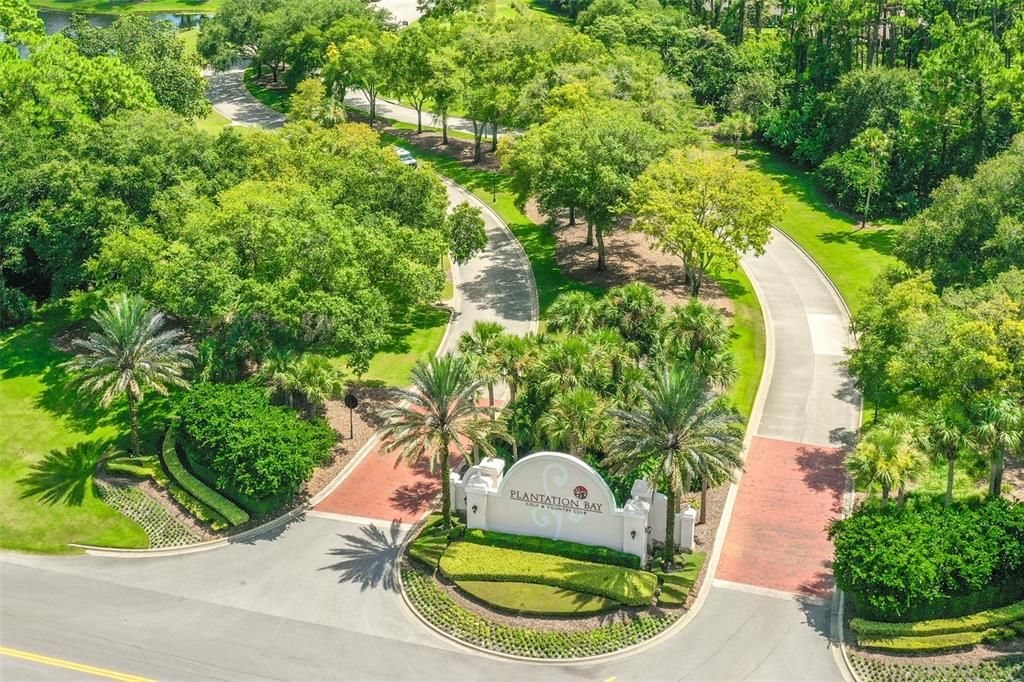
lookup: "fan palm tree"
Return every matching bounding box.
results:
[605,283,666,356]
[291,353,346,418]
[662,300,737,390]
[919,404,975,509]
[973,398,1023,499]
[852,127,892,230]
[378,354,497,529]
[491,333,537,403]
[538,386,614,458]
[538,336,594,394]
[259,350,301,408]
[457,321,504,415]
[546,291,602,335]
[607,365,743,569]
[846,414,926,507]
[62,294,195,457]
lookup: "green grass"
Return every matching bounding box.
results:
[857,625,1019,652]
[463,528,642,568]
[28,0,220,13]
[439,541,658,605]
[408,513,449,569]
[244,68,292,113]
[0,309,150,553]
[456,580,619,615]
[654,552,705,606]
[441,254,454,300]
[716,263,765,419]
[334,305,450,387]
[194,108,231,134]
[482,0,567,21]
[852,601,1024,639]
[910,460,986,501]
[711,143,899,315]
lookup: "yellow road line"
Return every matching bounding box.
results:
[0,646,157,682]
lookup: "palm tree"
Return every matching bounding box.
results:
[973,398,1023,499]
[259,350,301,408]
[846,414,926,507]
[538,336,594,394]
[607,365,744,569]
[538,386,614,458]
[605,283,666,356]
[546,291,602,335]
[662,300,737,389]
[291,354,346,418]
[63,294,195,457]
[491,333,537,403]
[458,321,504,415]
[379,354,497,529]
[852,127,892,230]
[919,404,975,509]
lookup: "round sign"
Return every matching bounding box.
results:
[344,393,359,410]
[573,485,589,500]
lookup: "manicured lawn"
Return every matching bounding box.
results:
[0,309,150,553]
[194,108,231,134]
[654,552,706,606]
[244,68,291,113]
[711,143,899,314]
[29,0,220,13]
[456,580,619,615]
[717,264,764,419]
[334,305,450,387]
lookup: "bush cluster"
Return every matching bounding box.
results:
[402,569,674,658]
[161,429,249,527]
[176,383,335,504]
[829,497,1024,621]
[851,601,1024,640]
[856,626,1018,653]
[438,542,657,606]
[463,529,642,569]
[850,653,1024,682]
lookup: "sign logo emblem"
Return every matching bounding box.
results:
[573,485,589,500]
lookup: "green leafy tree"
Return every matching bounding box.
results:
[661,299,737,389]
[392,21,436,133]
[0,0,43,49]
[424,46,463,145]
[445,204,488,264]
[197,0,282,73]
[289,78,346,127]
[62,294,195,457]
[846,414,926,507]
[379,354,498,529]
[851,127,892,229]
[608,365,743,568]
[336,31,397,122]
[546,291,602,335]
[718,111,756,154]
[628,150,781,295]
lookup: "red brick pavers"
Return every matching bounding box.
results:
[314,438,453,525]
[716,435,846,599]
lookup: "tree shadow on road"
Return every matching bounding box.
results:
[321,521,406,591]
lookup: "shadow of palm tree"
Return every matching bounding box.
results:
[18,441,119,506]
[389,480,438,514]
[321,521,407,591]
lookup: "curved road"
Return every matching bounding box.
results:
[0,62,859,682]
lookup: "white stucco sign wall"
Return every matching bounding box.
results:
[450,451,694,562]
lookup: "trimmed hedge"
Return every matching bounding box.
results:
[463,529,642,569]
[161,430,249,526]
[403,568,675,658]
[852,601,1024,639]
[857,625,1019,652]
[455,580,619,616]
[830,497,1024,621]
[439,542,657,606]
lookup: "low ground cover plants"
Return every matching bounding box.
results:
[850,653,1024,682]
[438,542,657,606]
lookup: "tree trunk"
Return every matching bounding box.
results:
[663,486,676,570]
[585,220,593,246]
[509,380,518,403]
[442,114,449,144]
[595,224,607,271]
[860,186,872,230]
[491,121,498,151]
[945,455,956,509]
[881,483,890,506]
[128,393,141,458]
[700,476,708,524]
[441,437,452,528]
[990,450,1004,498]
[368,92,377,123]
[487,382,495,419]
[416,107,422,134]
[569,206,576,226]
[897,486,906,508]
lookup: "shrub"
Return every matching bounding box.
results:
[851,601,1024,639]
[408,514,449,569]
[857,626,1019,653]
[438,542,657,606]
[850,652,1024,682]
[176,383,335,502]
[463,529,642,569]
[161,429,249,526]
[403,568,675,658]
[829,497,1024,621]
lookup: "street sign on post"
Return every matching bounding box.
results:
[344,393,359,439]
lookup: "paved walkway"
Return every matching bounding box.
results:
[205,64,286,129]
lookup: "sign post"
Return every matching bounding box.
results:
[343,393,359,439]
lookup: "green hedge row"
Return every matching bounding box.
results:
[439,542,657,606]
[403,568,674,658]
[462,529,642,569]
[857,625,1019,652]
[852,601,1024,639]
[161,430,249,527]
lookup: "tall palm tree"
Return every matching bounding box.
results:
[973,398,1023,499]
[538,336,595,394]
[378,354,497,529]
[537,386,614,458]
[604,283,666,356]
[662,300,737,390]
[846,414,926,507]
[607,365,744,569]
[852,127,892,230]
[458,321,504,415]
[919,404,975,509]
[546,291,602,335]
[491,333,537,403]
[63,294,195,457]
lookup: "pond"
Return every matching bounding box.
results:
[39,8,206,34]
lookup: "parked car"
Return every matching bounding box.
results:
[394,146,417,168]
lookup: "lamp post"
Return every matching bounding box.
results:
[343,393,359,439]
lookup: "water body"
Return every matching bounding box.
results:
[39,8,205,34]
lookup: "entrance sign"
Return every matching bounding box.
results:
[451,452,696,563]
